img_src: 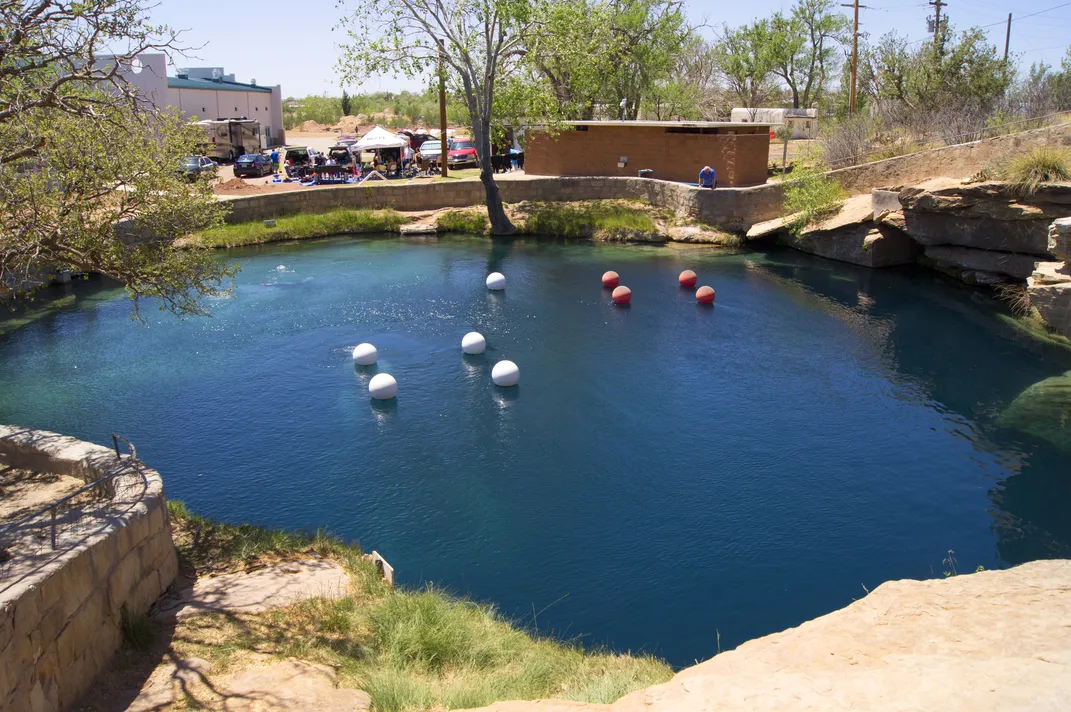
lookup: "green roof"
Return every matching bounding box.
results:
[167,76,272,93]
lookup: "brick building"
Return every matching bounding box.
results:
[524,121,772,186]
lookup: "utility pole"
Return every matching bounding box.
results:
[841,1,865,116]
[929,0,947,54]
[1003,12,1012,65]
[438,38,449,178]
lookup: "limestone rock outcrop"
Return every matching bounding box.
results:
[1027,218,1071,339]
[463,560,1071,712]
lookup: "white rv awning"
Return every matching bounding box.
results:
[356,126,409,149]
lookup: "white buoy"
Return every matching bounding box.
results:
[486,272,506,291]
[491,360,519,387]
[276,265,286,271]
[369,373,397,400]
[461,332,487,355]
[352,343,378,366]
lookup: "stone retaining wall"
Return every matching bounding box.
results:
[0,426,178,712]
[221,176,785,232]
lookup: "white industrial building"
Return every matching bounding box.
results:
[730,108,818,139]
[116,54,286,146]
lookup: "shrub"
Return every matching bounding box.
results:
[782,162,845,235]
[436,209,489,234]
[1003,147,1071,195]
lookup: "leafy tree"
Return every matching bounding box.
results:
[341,89,352,116]
[338,0,533,235]
[714,20,779,111]
[1,0,232,314]
[605,0,692,120]
[767,0,849,109]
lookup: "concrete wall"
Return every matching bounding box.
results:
[0,426,178,712]
[220,176,786,232]
[525,125,771,186]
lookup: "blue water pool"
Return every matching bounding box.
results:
[2,235,1069,667]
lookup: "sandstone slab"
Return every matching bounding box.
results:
[222,660,370,712]
[464,560,1071,712]
[153,559,349,620]
[1028,261,1071,339]
[781,224,918,268]
[1049,217,1071,262]
[924,245,1039,280]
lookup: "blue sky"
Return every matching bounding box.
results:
[149,0,1071,97]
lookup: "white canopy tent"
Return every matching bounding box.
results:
[355,126,409,150]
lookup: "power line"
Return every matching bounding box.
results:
[978,1,1071,28]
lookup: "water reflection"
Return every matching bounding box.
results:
[370,398,397,423]
[751,247,1071,565]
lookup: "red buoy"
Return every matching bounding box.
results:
[678,269,697,288]
[696,285,716,304]
[612,285,632,304]
[602,270,620,288]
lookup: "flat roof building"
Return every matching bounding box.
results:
[115,54,286,147]
[731,108,818,139]
[524,121,772,186]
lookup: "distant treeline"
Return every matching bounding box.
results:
[283,90,469,130]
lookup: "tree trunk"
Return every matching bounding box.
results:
[472,115,514,236]
[791,87,800,109]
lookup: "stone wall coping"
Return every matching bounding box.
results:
[0,425,166,602]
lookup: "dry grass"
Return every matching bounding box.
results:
[1002,147,1071,195]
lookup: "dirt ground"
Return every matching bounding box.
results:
[0,466,83,523]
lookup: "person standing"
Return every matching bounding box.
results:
[403,143,414,170]
[269,148,279,173]
[699,165,717,189]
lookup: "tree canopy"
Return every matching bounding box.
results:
[0,0,233,314]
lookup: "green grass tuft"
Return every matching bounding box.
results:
[187,208,408,248]
[783,163,846,235]
[1003,147,1071,195]
[436,209,489,234]
[519,201,659,239]
[165,502,674,712]
[120,604,155,651]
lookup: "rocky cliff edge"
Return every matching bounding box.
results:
[464,560,1071,712]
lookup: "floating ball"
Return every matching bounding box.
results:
[696,286,716,304]
[352,343,378,366]
[276,265,286,271]
[612,286,632,305]
[602,270,620,288]
[679,270,697,288]
[462,331,486,355]
[486,272,506,291]
[368,373,397,400]
[491,360,520,387]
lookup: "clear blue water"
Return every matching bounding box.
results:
[2,235,1070,667]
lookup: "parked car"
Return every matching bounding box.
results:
[282,146,322,178]
[327,144,357,165]
[282,145,321,167]
[233,153,273,177]
[447,138,478,168]
[337,135,359,146]
[419,138,448,165]
[180,156,217,181]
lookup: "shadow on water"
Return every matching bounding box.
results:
[0,276,127,340]
[369,398,398,423]
[749,246,1071,564]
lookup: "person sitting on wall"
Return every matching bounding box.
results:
[699,165,717,189]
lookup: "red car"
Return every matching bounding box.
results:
[447,138,478,168]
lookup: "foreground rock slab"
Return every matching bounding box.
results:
[464,560,1071,712]
[222,660,371,712]
[154,559,350,620]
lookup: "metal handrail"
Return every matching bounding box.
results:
[0,434,145,552]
